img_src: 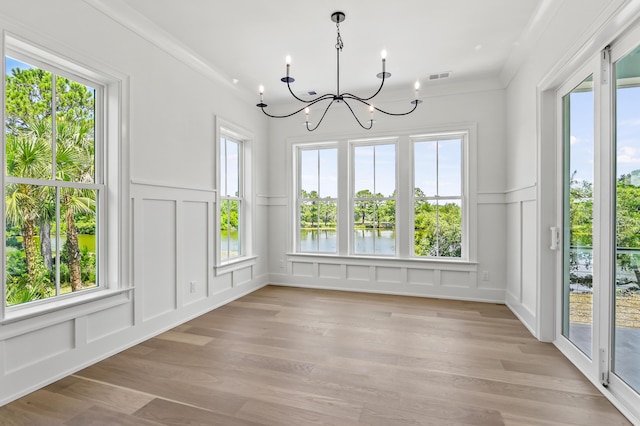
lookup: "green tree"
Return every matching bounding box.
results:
[5,66,96,299]
[354,189,374,226]
[616,176,640,285]
[5,127,51,293]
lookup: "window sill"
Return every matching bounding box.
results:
[286,253,478,271]
[214,255,257,276]
[1,287,134,327]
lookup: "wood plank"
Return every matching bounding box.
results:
[0,286,631,425]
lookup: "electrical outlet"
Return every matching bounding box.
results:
[279,259,285,268]
[190,281,196,293]
[481,271,490,281]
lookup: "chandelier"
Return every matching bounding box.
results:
[256,11,422,131]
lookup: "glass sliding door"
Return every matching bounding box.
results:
[562,75,595,358]
[613,44,640,393]
[556,32,640,422]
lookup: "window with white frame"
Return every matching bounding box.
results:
[413,136,463,258]
[297,146,338,253]
[3,38,122,310]
[292,129,470,260]
[219,135,243,260]
[352,142,397,255]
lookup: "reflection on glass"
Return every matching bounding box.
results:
[613,44,640,393]
[562,74,594,358]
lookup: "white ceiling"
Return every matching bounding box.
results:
[89,0,546,102]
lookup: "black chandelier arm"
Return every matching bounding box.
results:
[305,99,335,132]
[341,99,374,130]
[341,67,387,102]
[258,94,335,119]
[343,94,420,117]
[258,104,310,119]
[285,78,335,104]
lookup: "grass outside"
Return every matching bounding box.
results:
[571,293,640,328]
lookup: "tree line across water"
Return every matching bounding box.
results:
[299,188,462,257]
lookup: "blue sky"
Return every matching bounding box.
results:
[5,56,33,75]
[570,85,640,185]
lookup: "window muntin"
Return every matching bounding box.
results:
[4,54,103,307]
[298,147,338,253]
[220,136,242,260]
[352,143,396,256]
[413,137,463,258]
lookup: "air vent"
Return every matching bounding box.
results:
[428,71,452,81]
[298,90,317,97]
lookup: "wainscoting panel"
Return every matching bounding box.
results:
[274,255,502,302]
[141,199,177,321]
[407,269,435,286]
[441,270,470,288]
[504,185,538,336]
[292,262,314,277]
[86,301,134,343]
[346,265,370,281]
[318,263,342,279]
[182,201,209,305]
[4,321,74,374]
[377,267,402,284]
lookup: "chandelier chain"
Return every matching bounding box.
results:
[335,22,343,51]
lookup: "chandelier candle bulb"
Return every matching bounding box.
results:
[369,105,374,121]
[305,107,309,123]
[259,85,264,101]
[414,80,420,98]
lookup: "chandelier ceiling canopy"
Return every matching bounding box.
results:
[256,11,422,131]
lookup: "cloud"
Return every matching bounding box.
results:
[617,146,640,164]
[570,135,579,145]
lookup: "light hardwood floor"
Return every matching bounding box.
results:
[0,285,631,425]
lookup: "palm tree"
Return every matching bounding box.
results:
[56,118,95,292]
[5,132,51,292]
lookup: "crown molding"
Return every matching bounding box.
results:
[82,0,253,102]
[498,0,566,87]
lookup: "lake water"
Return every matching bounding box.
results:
[299,229,396,254]
[8,234,97,253]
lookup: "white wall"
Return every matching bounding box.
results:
[504,0,632,339]
[0,0,269,404]
[266,81,509,302]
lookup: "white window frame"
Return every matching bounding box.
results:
[1,33,130,321]
[214,117,255,274]
[295,143,339,254]
[219,136,243,261]
[289,124,477,263]
[411,132,467,259]
[349,138,398,256]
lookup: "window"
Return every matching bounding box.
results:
[352,142,396,255]
[4,41,113,308]
[413,136,463,258]
[219,135,242,260]
[297,146,338,253]
[292,129,471,260]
